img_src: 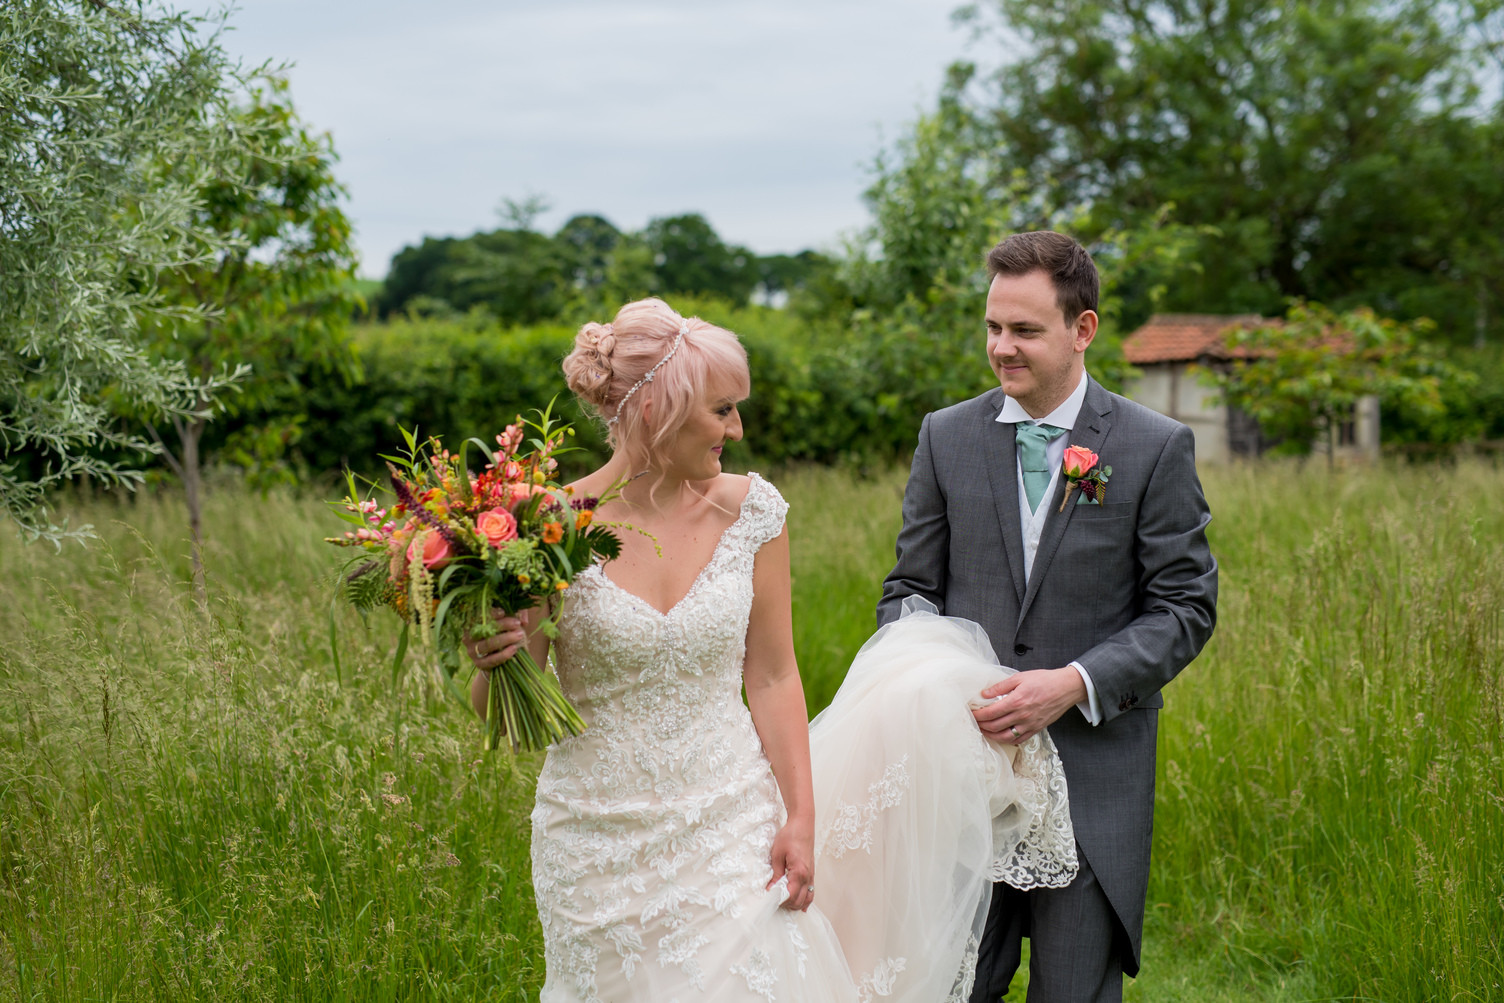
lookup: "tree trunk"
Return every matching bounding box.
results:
[1327,413,1337,473]
[1477,274,1489,351]
[175,414,208,607]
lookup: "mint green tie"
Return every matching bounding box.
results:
[1016,423,1067,513]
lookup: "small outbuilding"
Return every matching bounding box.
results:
[1120,313,1380,463]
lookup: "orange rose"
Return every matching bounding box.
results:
[476,506,518,546]
[1062,445,1099,480]
[541,522,564,545]
[408,531,453,570]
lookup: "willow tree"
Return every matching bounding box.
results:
[142,74,359,596]
[0,0,246,544]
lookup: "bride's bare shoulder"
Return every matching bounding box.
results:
[567,470,619,499]
[706,473,753,510]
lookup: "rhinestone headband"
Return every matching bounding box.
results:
[606,320,689,426]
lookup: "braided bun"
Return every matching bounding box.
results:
[562,321,617,410]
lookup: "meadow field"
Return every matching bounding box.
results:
[1,460,1500,1002]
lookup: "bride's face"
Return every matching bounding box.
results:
[659,392,743,481]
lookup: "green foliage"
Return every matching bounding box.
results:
[844,101,1210,403]
[295,316,598,479]
[146,72,361,426]
[1383,345,1504,451]
[380,230,570,326]
[2,462,1501,1000]
[642,213,758,303]
[0,0,249,543]
[1213,302,1457,455]
[374,211,832,325]
[287,300,996,474]
[951,0,1504,343]
[133,71,358,591]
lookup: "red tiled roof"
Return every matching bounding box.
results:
[1122,314,1269,364]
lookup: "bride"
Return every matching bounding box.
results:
[466,298,1075,1002]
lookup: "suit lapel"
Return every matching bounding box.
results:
[980,390,1028,605]
[1018,379,1114,625]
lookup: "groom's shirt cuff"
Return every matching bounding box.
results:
[1071,661,1103,725]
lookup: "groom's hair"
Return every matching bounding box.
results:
[986,231,1099,325]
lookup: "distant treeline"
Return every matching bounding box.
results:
[372,211,837,327]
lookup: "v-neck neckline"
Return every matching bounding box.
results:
[590,475,759,619]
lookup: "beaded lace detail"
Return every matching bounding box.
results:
[532,474,797,1002]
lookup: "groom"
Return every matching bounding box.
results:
[878,230,1217,1002]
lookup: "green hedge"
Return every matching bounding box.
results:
[284,297,1008,478]
[191,300,1504,485]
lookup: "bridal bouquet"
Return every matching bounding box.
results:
[326,404,622,753]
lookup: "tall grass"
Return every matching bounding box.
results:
[1,461,1500,1001]
[1151,462,1504,1001]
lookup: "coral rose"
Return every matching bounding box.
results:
[476,507,519,546]
[1062,445,1099,479]
[506,482,546,510]
[408,531,453,571]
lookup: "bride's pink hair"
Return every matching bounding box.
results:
[563,298,749,469]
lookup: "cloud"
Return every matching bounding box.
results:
[196,0,969,275]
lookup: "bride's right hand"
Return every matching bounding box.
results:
[464,609,530,671]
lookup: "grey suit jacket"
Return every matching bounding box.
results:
[877,377,1217,973]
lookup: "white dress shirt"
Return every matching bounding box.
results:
[994,371,1104,726]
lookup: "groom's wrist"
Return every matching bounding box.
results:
[1068,661,1103,725]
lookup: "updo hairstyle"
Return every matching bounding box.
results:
[563,298,750,469]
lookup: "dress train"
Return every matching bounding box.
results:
[808,598,1077,1001]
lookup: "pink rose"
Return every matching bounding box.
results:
[476,506,519,546]
[1062,445,1098,479]
[408,531,453,571]
[506,482,546,510]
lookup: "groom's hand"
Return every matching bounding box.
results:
[972,668,1087,745]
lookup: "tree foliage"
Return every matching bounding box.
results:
[843,95,1206,394]
[376,211,830,324]
[0,0,246,542]
[1213,302,1457,458]
[951,0,1504,343]
[142,73,359,592]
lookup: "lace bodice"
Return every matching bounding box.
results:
[551,473,781,728]
[531,474,819,1003]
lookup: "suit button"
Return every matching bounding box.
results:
[1014,643,1029,656]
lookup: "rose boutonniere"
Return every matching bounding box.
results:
[1059,445,1111,511]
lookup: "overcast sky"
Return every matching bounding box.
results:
[192,1,977,277]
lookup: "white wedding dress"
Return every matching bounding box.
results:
[531,474,1076,1002]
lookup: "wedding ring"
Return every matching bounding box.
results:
[1010,726,1021,738]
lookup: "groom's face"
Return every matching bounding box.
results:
[985,270,1097,417]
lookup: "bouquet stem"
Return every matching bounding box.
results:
[483,649,586,753]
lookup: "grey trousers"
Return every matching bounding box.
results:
[968,851,1124,1003]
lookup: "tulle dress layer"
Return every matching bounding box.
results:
[530,475,1075,1002]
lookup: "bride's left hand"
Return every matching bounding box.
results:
[767,816,816,912]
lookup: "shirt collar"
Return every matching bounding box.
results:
[995,370,1089,429]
